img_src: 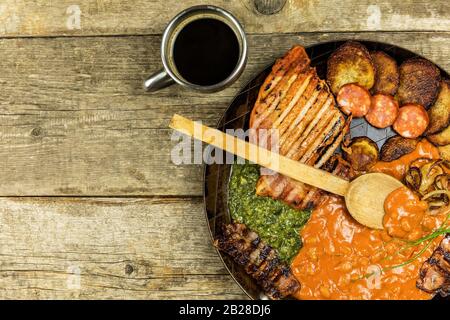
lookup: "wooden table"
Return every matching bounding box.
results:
[0,0,448,299]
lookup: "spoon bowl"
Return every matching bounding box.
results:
[345,173,404,229]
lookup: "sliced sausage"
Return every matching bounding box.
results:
[365,94,399,128]
[393,104,429,138]
[336,83,371,117]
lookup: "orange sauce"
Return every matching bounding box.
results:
[384,187,446,241]
[371,139,440,180]
[291,139,447,300]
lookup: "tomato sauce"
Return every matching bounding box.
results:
[384,187,447,241]
[291,139,447,300]
[371,139,440,180]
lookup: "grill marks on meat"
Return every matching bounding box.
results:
[256,46,311,104]
[250,46,349,210]
[280,91,331,155]
[417,234,450,297]
[252,65,306,131]
[214,223,300,299]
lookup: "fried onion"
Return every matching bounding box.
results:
[404,159,450,208]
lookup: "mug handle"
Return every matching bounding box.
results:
[143,69,175,92]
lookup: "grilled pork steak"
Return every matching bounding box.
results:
[249,46,349,210]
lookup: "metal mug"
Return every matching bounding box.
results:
[143,5,248,93]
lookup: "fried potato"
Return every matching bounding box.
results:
[397,58,441,108]
[427,124,450,146]
[342,137,379,171]
[438,144,450,161]
[327,41,375,95]
[370,51,399,96]
[380,136,418,162]
[425,80,450,135]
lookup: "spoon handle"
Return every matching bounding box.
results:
[170,114,350,196]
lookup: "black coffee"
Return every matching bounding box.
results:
[173,18,240,86]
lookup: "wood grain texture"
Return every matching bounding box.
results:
[0,0,448,301]
[0,32,449,197]
[0,1,448,37]
[0,196,246,299]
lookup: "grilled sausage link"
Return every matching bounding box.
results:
[214,223,300,299]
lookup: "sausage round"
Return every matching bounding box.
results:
[365,94,399,128]
[336,83,371,117]
[393,104,429,138]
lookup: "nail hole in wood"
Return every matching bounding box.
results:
[254,0,287,15]
[125,264,134,275]
[31,127,43,137]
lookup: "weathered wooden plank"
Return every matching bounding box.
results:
[0,196,246,299]
[0,0,448,37]
[0,32,449,196]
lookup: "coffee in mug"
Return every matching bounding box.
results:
[144,5,247,93]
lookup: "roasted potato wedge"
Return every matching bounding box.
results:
[438,144,450,161]
[380,136,418,162]
[327,41,375,95]
[370,51,399,96]
[425,80,450,135]
[427,124,450,146]
[397,58,440,108]
[342,137,379,171]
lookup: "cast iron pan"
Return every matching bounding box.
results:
[203,40,449,300]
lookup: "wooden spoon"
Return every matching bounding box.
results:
[169,114,403,229]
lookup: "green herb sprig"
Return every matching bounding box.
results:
[356,210,450,281]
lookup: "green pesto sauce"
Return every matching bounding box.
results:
[228,163,311,262]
